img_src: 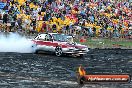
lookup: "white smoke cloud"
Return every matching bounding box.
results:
[0,32,36,53]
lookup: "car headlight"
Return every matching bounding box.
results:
[82,47,88,51]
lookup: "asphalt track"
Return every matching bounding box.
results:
[0,49,132,88]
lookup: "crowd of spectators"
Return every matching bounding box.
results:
[0,0,131,39]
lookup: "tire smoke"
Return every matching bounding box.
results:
[0,32,36,53]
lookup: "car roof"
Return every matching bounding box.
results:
[49,33,58,35]
[39,33,47,36]
[38,33,72,37]
[38,33,58,35]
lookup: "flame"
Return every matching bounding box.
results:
[78,66,86,76]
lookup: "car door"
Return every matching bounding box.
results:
[34,34,48,51]
[42,34,54,51]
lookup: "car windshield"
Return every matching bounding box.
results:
[52,34,74,42]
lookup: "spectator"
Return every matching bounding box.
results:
[3,13,8,24]
[0,0,131,39]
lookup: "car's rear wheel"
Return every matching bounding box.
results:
[55,46,62,56]
[34,50,39,54]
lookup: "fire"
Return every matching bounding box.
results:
[78,65,86,76]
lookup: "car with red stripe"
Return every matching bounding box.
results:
[32,33,89,57]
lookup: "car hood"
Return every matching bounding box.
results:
[61,42,88,49]
[74,44,88,49]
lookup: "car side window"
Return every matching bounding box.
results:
[45,34,52,41]
[37,35,45,40]
[37,36,43,40]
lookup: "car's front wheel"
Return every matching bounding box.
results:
[79,54,84,58]
[55,46,63,56]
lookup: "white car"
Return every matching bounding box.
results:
[32,33,89,57]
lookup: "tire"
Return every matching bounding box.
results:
[79,54,84,57]
[55,46,63,56]
[34,50,39,54]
